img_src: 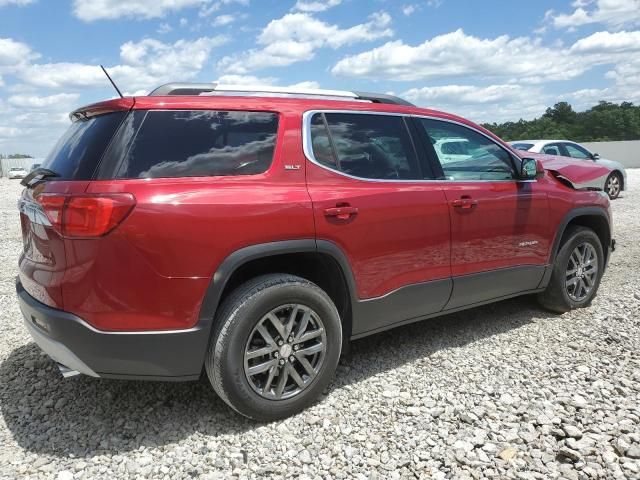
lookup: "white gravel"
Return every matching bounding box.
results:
[1,173,639,480]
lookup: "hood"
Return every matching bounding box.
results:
[519,152,611,190]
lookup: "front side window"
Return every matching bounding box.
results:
[116,110,278,179]
[309,112,421,180]
[419,119,516,181]
[563,143,591,159]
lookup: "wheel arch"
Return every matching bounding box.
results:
[197,240,357,343]
[550,207,612,267]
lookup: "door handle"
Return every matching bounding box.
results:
[324,205,358,220]
[451,196,478,210]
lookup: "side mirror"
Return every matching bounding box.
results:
[520,157,542,179]
[592,152,600,160]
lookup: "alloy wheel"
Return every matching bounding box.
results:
[565,242,598,302]
[243,304,326,400]
[606,175,620,198]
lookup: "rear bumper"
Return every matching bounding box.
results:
[16,279,209,381]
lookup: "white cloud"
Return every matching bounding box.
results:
[214,75,320,90]
[0,37,39,70]
[72,0,208,21]
[18,36,227,91]
[292,0,341,12]
[331,29,590,82]
[604,57,640,102]
[16,62,106,88]
[219,11,393,73]
[570,30,640,54]
[402,84,548,123]
[198,0,248,17]
[402,4,416,16]
[403,84,533,106]
[548,0,640,29]
[157,22,173,34]
[212,14,234,26]
[7,93,80,108]
[0,0,34,6]
[215,74,279,85]
[288,80,320,89]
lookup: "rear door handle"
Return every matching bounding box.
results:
[451,196,478,210]
[324,205,358,220]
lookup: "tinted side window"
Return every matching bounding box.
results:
[563,143,591,159]
[309,113,337,169]
[116,110,278,179]
[42,112,126,180]
[311,113,420,180]
[419,119,516,181]
[542,144,562,156]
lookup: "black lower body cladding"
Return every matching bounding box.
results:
[16,279,209,380]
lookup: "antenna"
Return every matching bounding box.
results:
[100,65,123,98]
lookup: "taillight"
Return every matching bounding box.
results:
[36,193,135,238]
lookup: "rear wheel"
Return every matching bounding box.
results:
[538,226,604,313]
[205,274,342,421]
[605,172,622,199]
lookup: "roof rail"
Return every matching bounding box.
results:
[147,83,414,106]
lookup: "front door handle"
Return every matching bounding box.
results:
[451,196,478,210]
[324,205,358,220]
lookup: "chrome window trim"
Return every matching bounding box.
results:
[301,109,529,184]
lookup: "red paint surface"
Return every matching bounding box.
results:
[19,95,611,331]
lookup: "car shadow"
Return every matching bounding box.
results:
[0,295,552,458]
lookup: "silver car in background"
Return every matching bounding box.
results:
[7,167,29,180]
[510,140,627,199]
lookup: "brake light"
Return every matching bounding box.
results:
[36,193,135,238]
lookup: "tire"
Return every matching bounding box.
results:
[605,172,622,200]
[537,226,604,313]
[205,274,342,421]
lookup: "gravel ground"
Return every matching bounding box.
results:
[0,173,639,480]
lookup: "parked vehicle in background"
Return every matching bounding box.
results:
[16,84,615,421]
[8,167,28,179]
[30,163,42,172]
[510,140,626,199]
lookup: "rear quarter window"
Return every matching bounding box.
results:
[41,111,126,180]
[116,110,279,179]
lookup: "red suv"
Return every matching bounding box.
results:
[16,85,614,420]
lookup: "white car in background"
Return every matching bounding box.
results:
[7,167,28,180]
[510,140,627,199]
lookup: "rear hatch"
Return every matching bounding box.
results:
[18,99,133,308]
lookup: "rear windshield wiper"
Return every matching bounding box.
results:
[21,168,60,187]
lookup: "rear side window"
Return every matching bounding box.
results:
[42,112,126,180]
[117,110,278,179]
[309,112,420,180]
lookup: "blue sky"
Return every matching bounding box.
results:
[1,0,639,156]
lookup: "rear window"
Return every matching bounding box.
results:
[510,143,534,151]
[116,110,279,179]
[41,112,126,180]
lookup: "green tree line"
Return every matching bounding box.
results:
[482,101,640,142]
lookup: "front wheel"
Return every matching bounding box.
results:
[605,172,622,199]
[538,226,604,313]
[205,274,342,421]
